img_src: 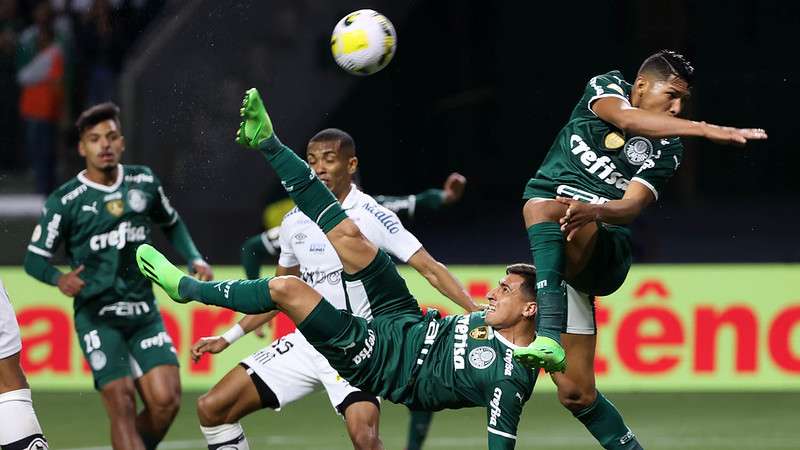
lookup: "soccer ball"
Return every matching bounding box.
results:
[330,9,396,76]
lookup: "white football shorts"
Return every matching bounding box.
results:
[566,285,596,335]
[241,330,364,414]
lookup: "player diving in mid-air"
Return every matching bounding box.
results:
[138,88,538,449]
[514,50,767,449]
[190,127,478,449]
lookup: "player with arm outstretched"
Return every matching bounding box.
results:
[516,50,767,449]
[190,127,478,450]
[23,103,212,450]
[239,171,466,280]
[137,88,537,449]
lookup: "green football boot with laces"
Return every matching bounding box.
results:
[136,244,189,304]
[235,87,274,149]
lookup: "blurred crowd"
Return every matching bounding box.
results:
[0,0,164,194]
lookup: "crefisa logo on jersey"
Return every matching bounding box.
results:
[623,137,654,165]
[468,346,496,369]
[127,189,147,212]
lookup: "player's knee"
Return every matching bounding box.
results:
[148,388,181,422]
[329,219,365,242]
[197,391,227,426]
[523,198,563,224]
[558,385,597,413]
[268,275,305,302]
[103,384,138,419]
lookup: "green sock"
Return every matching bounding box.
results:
[405,410,434,450]
[258,135,348,233]
[528,222,567,343]
[241,234,268,279]
[574,392,642,450]
[178,277,275,314]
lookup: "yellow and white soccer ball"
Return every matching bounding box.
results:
[331,9,396,76]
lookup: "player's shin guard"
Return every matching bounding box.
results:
[574,391,642,450]
[528,222,567,343]
[405,410,434,450]
[257,135,348,233]
[179,277,275,314]
[0,389,48,450]
[200,423,250,450]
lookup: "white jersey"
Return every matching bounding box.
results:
[278,185,422,317]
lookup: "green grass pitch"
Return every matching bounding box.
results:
[35,391,800,449]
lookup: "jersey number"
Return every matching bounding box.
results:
[84,330,101,352]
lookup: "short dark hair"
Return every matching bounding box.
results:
[76,102,121,137]
[505,263,537,301]
[308,128,356,158]
[638,49,694,86]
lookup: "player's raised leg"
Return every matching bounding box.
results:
[235,88,379,275]
[554,333,642,450]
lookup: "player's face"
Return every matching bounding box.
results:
[485,274,536,329]
[78,119,125,172]
[306,140,357,197]
[635,74,690,117]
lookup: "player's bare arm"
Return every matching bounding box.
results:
[593,96,768,145]
[556,182,654,241]
[407,248,480,312]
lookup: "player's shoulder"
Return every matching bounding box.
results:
[48,177,86,209]
[280,206,306,227]
[122,164,159,185]
[353,190,402,229]
[587,70,631,96]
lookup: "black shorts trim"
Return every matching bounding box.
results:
[239,362,279,409]
[336,390,380,416]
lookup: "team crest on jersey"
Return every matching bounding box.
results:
[127,189,147,212]
[604,131,625,150]
[469,326,490,340]
[468,346,496,369]
[89,350,107,370]
[623,137,654,165]
[106,199,124,217]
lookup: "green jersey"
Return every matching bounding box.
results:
[407,311,537,443]
[27,164,178,315]
[524,70,683,204]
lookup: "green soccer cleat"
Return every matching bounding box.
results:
[513,335,567,373]
[136,244,189,303]
[235,87,274,149]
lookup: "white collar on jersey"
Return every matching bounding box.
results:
[77,164,124,193]
[341,184,361,210]
[493,328,525,350]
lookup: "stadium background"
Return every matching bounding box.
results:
[1,0,799,448]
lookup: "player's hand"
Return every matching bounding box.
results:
[191,260,214,281]
[555,197,599,242]
[190,336,230,363]
[701,122,768,147]
[57,265,85,297]
[442,172,467,204]
[253,324,268,338]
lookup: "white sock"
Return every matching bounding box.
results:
[200,423,250,450]
[0,389,48,449]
